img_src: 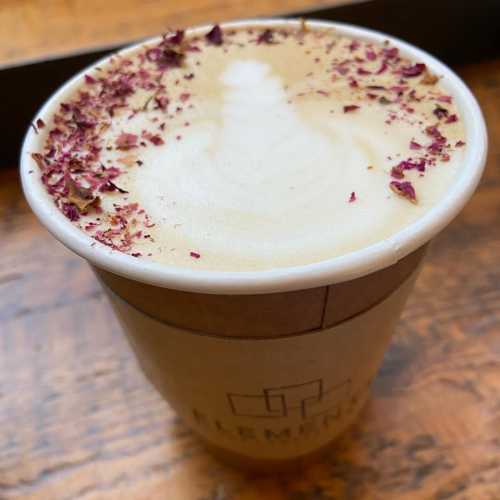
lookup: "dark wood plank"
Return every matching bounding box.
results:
[1,58,499,499]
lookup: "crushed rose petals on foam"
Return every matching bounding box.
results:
[421,70,439,85]
[433,106,449,119]
[28,27,188,255]
[205,24,223,45]
[390,181,417,203]
[31,24,466,259]
[116,132,138,150]
[142,131,165,146]
[437,95,452,103]
[343,105,360,113]
[84,74,97,85]
[165,30,185,45]
[257,29,274,44]
[390,165,405,179]
[401,63,426,77]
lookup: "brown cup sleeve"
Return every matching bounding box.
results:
[94,245,426,338]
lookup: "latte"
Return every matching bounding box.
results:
[28,22,466,271]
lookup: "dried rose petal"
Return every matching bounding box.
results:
[190,251,201,259]
[420,70,439,85]
[357,67,371,76]
[437,95,452,104]
[383,47,399,59]
[445,114,458,124]
[425,126,446,144]
[348,40,360,52]
[343,105,360,113]
[84,221,100,231]
[61,202,81,221]
[151,135,164,146]
[455,140,466,147]
[399,158,426,172]
[160,48,184,68]
[148,45,184,69]
[164,30,184,45]
[31,152,47,171]
[145,47,162,62]
[67,176,98,210]
[348,191,356,202]
[390,181,417,203]
[410,140,422,150]
[425,125,439,137]
[205,25,223,45]
[366,49,377,61]
[433,106,449,120]
[116,132,138,150]
[142,131,164,146]
[84,74,97,85]
[391,165,405,179]
[401,63,426,77]
[36,118,45,129]
[427,141,444,155]
[72,109,95,129]
[99,180,129,194]
[257,29,274,44]
[154,95,169,110]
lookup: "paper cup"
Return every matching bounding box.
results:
[20,19,487,468]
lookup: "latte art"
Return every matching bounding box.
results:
[29,23,466,271]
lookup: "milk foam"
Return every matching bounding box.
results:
[121,58,463,270]
[34,25,466,271]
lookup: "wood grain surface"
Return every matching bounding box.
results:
[0,0,350,67]
[1,57,500,499]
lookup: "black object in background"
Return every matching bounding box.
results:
[1,0,499,167]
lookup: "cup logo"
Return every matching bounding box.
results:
[227,378,351,420]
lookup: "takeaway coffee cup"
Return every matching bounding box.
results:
[21,19,487,469]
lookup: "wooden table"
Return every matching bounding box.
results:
[0,0,345,67]
[1,25,500,500]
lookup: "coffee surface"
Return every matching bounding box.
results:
[29,23,466,271]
